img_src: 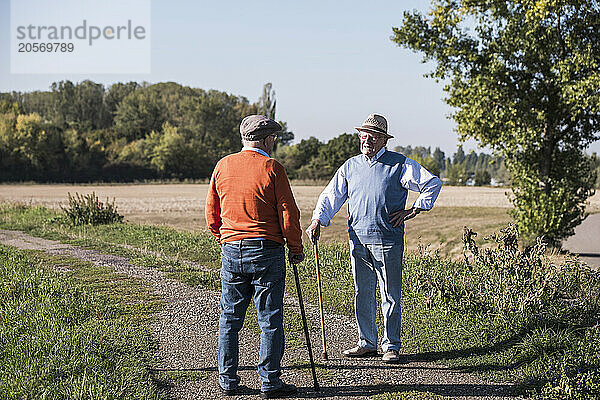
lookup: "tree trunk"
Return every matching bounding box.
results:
[541,122,554,196]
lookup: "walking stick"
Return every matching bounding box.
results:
[314,241,328,360]
[291,261,320,392]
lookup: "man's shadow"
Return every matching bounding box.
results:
[149,362,518,398]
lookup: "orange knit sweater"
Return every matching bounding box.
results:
[205,150,303,254]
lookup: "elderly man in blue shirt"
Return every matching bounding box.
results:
[306,113,442,363]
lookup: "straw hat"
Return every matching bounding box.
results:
[355,113,394,138]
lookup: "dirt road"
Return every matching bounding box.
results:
[562,213,600,268]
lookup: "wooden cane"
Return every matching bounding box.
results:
[314,241,328,360]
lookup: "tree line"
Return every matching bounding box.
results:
[393,145,512,186]
[0,79,521,186]
[0,80,291,182]
[276,138,514,186]
[2,79,597,188]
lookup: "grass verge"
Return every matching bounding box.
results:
[0,203,221,269]
[0,244,165,399]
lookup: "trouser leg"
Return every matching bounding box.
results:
[218,268,252,390]
[371,243,404,352]
[252,248,286,391]
[350,241,378,350]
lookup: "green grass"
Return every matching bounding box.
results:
[0,203,221,269]
[397,229,600,399]
[0,244,166,399]
[2,203,600,399]
[0,203,223,290]
[371,391,444,400]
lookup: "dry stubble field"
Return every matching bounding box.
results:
[1,183,598,258]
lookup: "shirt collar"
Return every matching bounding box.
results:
[242,146,270,158]
[363,146,387,162]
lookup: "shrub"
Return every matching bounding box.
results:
[61,192,124,226]
[408,224,600,399]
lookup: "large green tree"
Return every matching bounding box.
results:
[393,0,599,245]
[104,82,140,127]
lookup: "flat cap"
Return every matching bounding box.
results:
[240,115,282,141]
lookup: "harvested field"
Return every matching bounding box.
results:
[0,183,519,217]
[1,183,598,258]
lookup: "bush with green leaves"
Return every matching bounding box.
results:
[509,154,596,247]
[61,192,124,226]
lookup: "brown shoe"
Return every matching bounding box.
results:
[342,346,378,357]
[382,350,403,363]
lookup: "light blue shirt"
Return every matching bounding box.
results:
[242,146,270,158]
[312,148,442,243]
[363,146,387,165]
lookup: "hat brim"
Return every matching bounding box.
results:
[355,126,394,138]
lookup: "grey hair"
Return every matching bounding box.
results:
[242,139,263,147]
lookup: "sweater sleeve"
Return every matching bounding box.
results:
[273,162,303,254]
[205,166,222,243]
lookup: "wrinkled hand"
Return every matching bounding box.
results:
[289,251,305,264]
[390,208,420,227]
[305,219,321,244]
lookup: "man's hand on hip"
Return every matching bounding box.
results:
[289,251,305,264]
[390,208,421,227]
[305,219,321,244]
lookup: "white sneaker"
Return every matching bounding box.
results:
[342,346,378,357]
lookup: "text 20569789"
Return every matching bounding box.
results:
[17,42,74,52]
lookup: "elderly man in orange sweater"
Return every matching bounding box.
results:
[206,115,304,399]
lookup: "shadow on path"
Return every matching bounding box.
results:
[310,383,517,398]
[149,367,518,398]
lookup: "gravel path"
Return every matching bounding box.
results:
[0,229,519,400]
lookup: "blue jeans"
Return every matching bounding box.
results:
[349,241,404,352]
[218,239,286,392]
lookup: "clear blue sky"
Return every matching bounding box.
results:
[1,0,599,156]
